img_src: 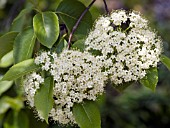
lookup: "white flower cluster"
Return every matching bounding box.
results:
[23,9,162,125]
[24,50,106,124]
[23,72,44,107]
[85,10,162,84]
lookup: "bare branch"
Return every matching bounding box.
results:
[103,0,109,14]
[67,0,96,49]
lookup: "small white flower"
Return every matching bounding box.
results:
[24,50,106,125]
[85,10,162,85]
[23,72,44,107]
[111,10,127,25]
[102,19,110,27]
[47,50,106,124]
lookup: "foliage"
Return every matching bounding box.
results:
[0,0,170,128]
[73,100,101,128]
[101,86,170,128]
[33,12,59,48]
[34,77,54,123]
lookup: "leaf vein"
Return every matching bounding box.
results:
[82,104,93,125]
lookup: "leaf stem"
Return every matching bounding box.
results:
[67,0,96,49]
[103,0,109,14]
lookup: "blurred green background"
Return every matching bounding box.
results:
[0,0,170,128]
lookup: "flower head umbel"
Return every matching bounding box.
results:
[23,9,162,125]
[85,10,162,85]
[24,50,106,124]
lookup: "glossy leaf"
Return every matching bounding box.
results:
[0,32,18,59]
[0,80,13,96]
[71,39,85,52]
[140,67,158,91]
[0,50,13,68]
[73,100,101,128]
[2,59,39,81]
[13,27,36,63]
[34,77,54,123]
[56,0,92,39]
[33,12,59,48]
[11,8,32,32]
[160,55,170,71]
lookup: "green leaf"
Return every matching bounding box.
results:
[0,96,23,113]
[0,50,14,68]
[73,100,101,128]
[55,35,67,54]
[79,0,101,22]
[13,27,36,63]
[0,80,13,96]
[4,97,23,111]
[0,97,11,115]
[3,110,28,128]
[11,8,32,32]
[2,59,39,81]
[34,77,54,123]
[17,110,29,128]
[140,67,158,91]
[56,0,92,39]
[71,39,85,52]
[3,110,17,128]
[112,81,134,92]
[33,12,59,48]
[89,6,101,22]
[0,32,18,60]
[14,77,24,96]
[25,109,48,128]
[160,55,170,71]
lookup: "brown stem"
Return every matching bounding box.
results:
[67,0,96,49]
[103,0,109,14]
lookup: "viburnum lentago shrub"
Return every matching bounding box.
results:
[2,0,170,127]
[22,9,164,126]
[23,50,106,124]
[85,10,162,85]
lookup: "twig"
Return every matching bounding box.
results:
[67,0,96,49]
[103,0,109,14]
